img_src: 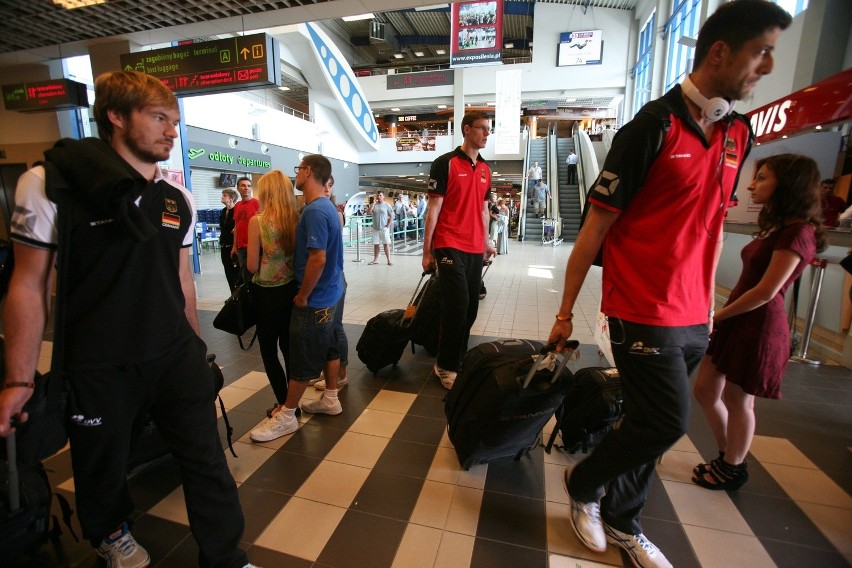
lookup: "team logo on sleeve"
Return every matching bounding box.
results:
[428,178,437,191]
[162,212,180,229]
[593,171,620,196]
[164,198,178,213]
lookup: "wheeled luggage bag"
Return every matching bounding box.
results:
[545,366,623,454]
[445,339,579,469]
[356,273,430,374]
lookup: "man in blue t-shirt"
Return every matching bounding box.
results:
[251,154,345,439]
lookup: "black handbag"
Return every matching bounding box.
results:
[213,283,257,350]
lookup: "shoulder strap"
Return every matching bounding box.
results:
[637,98,673,158]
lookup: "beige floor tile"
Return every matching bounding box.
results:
[797,501,852,563]
[391,524,442,568]
[656,449,702,483]
[671,434,700,453]
[218,385,257,410]
[762,463,852,508]
[663,479,753,535]
[225,441,276,483]
[544,462,570,504]
[57,477,75,493]
[148,486,188,525]
[325,431,390,469]
[228,370,274,391]
[409,479,455,529]
[750,435,818,468]
[254,497,346,560]
[682,524,775,568]
[295,460,370,508]
[548,553,621,567]
[444,486,483,536]
[348,408,405,438]
[433,531,475,568]
[426,446,463,485]
[367,389,417,414]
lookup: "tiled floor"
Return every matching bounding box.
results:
[13,239,852,567]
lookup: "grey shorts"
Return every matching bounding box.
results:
[372,226,392,245]
[288,297,342,381]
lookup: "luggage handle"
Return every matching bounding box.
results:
[403,271,434,321]
[7,418,20,511]
[521,340,580,389]
[482,259,492,280]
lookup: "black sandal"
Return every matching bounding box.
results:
[693,451,725,477]
[693,459,748,491]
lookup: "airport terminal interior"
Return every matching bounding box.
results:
[1,0,851,567]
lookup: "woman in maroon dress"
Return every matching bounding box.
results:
[692,154,827,490]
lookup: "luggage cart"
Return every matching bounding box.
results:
[541,218,562,247]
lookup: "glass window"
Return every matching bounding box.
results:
[663,0,702,92]
[632,10,656,114]
[774,0,807,17]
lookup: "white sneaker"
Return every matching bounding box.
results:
[300,393,342,415]
[250,410,299,442]
[433,364,457,390]
[564,469,606,553]
[96,523,151,568]
[308,372,324,386]
[603,523,672,568]
[313,375,349,391]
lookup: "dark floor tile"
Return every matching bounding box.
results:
[641,477,679,523]
[218,408,265,449]
[351,469,424,521]
[246,545,313,568]
[231,385,276,417]
[278,421,346,460]
[316,509,406,568]
[127,460,183,511]
[483,448,545,500]
[237,484,292,541]
[129,514,192,567]
[476,490,547,550]
[380,371,429,394]
[242,450,321,495]
[373,438,439,479]
[392,414,446,446]
[470,537,548,568]
[406,392,447,419]
[761,536,850,568]
[635,517,700,568]
[733,491,837,550]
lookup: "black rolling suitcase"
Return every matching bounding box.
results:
[445,339,579,469]
[356,273,431,374]
[0,428,54,562]
[545,367,623,454]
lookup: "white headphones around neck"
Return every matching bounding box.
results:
[681,76,734,122]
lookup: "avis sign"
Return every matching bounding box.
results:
[746,68,852,144]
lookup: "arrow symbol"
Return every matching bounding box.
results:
[240,48,250,60]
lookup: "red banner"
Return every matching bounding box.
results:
[450,1,503,68]
[747,68,852,144]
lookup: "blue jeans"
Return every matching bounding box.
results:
[288,296,341,381]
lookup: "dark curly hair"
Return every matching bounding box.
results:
[754,153,826,252]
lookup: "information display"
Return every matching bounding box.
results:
[120,33,281,96]
[557,30,603,66]
[2,78,88,112]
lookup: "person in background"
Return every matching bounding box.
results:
[219,188,240,292]
[527,160,542,184]
[416,193,427,240]
[422,110,497,389]
[368,191,393,265]
[0,69,256,568]
[231,176,259,285]
[533,179,550,218]
[313,175,349,392]
[566,150,579,185]
[819,178,844,227]
[546,2,791,567]
[496,197,510,254]
[246,170,299,439]
[692,154,824,490]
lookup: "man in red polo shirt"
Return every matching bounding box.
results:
[422,110,497,389]
[230,176,258,285]
[547,2,792,567]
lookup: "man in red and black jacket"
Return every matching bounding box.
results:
[422,110,497,389]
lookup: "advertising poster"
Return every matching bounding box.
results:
[495,69,522,154]
[396,135,436,152]
[557,30,603,66]
[450,1,503,68]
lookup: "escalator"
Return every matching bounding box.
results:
[555,137,581,241]
[522,137,548,242]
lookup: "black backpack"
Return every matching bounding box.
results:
[545,367,623,454]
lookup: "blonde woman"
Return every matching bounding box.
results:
[246,170,300,441]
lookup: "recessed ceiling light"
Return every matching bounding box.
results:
[278,86,291,91]
[342,13,375,21]
[437,104,447,109]
[414,51,425,57]
[51,0,105,7]
[487,102,496,106]
[393,53,404,59]
[504,42,514,49]
[391,107,401,111]
[815,125,822,130]
[436,49,446,55]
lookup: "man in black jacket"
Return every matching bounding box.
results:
[0,70,256,568]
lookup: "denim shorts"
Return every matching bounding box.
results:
[289,299,341,381]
